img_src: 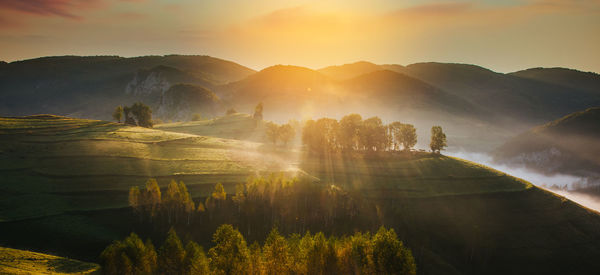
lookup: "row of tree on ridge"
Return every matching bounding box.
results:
[298,114,447,153]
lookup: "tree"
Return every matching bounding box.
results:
[430,126,447,153]
[99,233,157,275]
[191,114,202,121]
[265,122,279,145]
[278,124,295,146]
[361,117,387,151]
[390,122,417,151]
[212,182,227,201]
[182,241,210,275]
[130,102,153,128]
[253,102,263,120]
[164,180,182,224]
[123,106,136,125]
[113,106,124,123]
[372,227,416,275]
[128,186,141,214]
[144,179,162,220]
[159,228,185,274]
[226,108,237,115]
[208,224,250,275]
[303,118,340,153]
[248,242,263,275]
[262,228,290,274]
[339,114,363,151]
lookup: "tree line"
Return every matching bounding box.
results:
[113,102,153,128]
[100,224,416,275]
[128,175,374,238]
[301,114,447,153]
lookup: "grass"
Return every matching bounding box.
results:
[0,246,99,274]
[155,113,267,142]
[0,115,282,222]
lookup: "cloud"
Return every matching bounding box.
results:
[0,0,105,20]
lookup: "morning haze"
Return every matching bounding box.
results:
[1,0,600,275]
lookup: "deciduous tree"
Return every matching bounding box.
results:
[430,126,447,153]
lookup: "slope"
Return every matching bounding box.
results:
[0,246,99,274]
[401,62,600,125]
[492,107,600,177]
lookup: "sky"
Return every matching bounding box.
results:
[0,0,599,73]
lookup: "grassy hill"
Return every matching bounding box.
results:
[493,107,600,178]
[0,246,99,274]
[4,115,600,274]
[0,115,303,262]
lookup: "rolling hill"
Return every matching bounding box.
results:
[3,55,600,153]
[3,115,600,274]
[399,62,600,125]
[493,107,600,178]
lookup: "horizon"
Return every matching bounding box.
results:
[2,53,599,75]
[1,0,599,74]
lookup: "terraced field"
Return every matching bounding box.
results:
[0,246,99,274]
[0,115,284,222]
[155,113,266,142]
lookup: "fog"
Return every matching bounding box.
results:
[448,150,600,213]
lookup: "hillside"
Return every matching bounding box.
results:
[155,113,267,142]
[217,65,342,117]
[0,246,99,274]
[0,55,255,120]
[3,116,600,274]
[401,62,600,125]
[493,107,600,178]
[0,115,300,260]
[155,84,221,121]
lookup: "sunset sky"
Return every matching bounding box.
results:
[1,0,599,73]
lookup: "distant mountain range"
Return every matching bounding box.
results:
[1,55,599,151]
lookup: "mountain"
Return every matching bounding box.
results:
[318,61,389,80]
[400,62,600,126]
[0,55,255,120]
[510,67,600,94]
[341,70,484,116]
[156,84,221,121]
[217,65,343,117]
[493,107,600,178]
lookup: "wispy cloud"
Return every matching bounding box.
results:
[0,0,105,20]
